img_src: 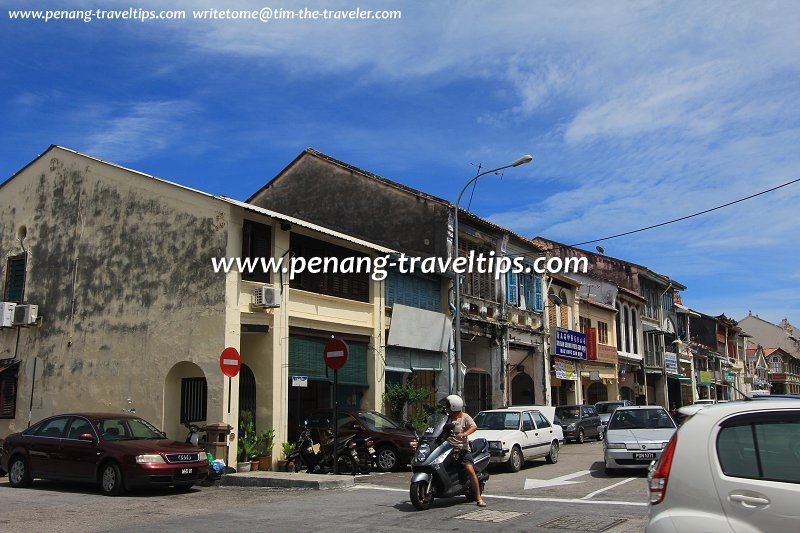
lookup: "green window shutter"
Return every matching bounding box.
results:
[289,336,330,381]
[5,255,26,303]
[336,342,369,386]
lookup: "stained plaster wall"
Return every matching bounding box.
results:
[0,148,232,440]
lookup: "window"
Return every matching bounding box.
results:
[36,416,70,438]
[459,240,497,301]
[290,234,370,302]
[242,220,271,283]
[4,254,26,303]
[579,316,591,334]
[506,271,519,306]
[641,282,659,320]
[532,412,551,429]
[66,417,95,440]
[615,304,623,350]
[771,356,783,374]
[464,372,491,413]
[386,272,441,311]
[624,307,631,352]
[522,413,534,431]
[631,312,639,354]
[598,322,609,344]
[180,377,208,423]
[0,363,19,419]
[717,411,800,483]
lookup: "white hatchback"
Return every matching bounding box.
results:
[471,406,564,473]
[646,400,800,533]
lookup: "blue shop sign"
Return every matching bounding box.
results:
[554,327,587,360]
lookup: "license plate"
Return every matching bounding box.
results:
[368,447,376,454]
[634,452,656,460]
[180,468,194,475]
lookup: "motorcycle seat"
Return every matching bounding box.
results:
[470,438,488,455]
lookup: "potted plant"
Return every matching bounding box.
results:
[256,428,275,471]
[277,441,295,471]
[236,410,259,472]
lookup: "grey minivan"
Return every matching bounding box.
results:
[595,400,633,427]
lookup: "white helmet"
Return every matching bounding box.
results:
[445,394,464,412]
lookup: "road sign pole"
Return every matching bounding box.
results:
[227,375,232,462]
[333,367,338,476]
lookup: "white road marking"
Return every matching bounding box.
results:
[581,477,636,499]
[353,484,647,507]
[524,469,593,489]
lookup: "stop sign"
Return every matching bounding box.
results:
[323,337,348,370]
[219,347,241,377]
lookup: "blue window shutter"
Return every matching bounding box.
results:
[507,271,519,305]
[533,275,544,312]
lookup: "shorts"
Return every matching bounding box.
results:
[456,450,474,466]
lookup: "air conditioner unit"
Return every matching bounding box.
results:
[12,304,38,326]
[0,302,16,328]
[253,286,281,308]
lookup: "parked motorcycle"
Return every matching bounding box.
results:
[285,425,324,473]
[285,422,374,475]
[408,413,490,510]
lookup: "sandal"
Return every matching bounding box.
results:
[477,500,487,507]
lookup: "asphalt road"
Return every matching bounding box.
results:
[0,441,650,532]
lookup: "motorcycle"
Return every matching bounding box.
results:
[285,425,324,473]
[285,422,374,475]
[408,413,491,510]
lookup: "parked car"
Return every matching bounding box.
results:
[693,399,717,405]
[646,400,800,532]
[595,400,632,427]
[1,413,208,495]
[306,409,417,471]
[603,405,677,475]
[555,405,603,443]
[0,437,5,476]
[471,406,564,472]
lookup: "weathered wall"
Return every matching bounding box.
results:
[0,148,229,437]
[249,153,451,258]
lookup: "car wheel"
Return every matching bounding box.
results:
[8,456,32,488]
[376,446,398,472]
[100,462,125,496]
[545,441,559,464]
[576,428,585,444]
[410,480,433,510]
[506,446,523,473]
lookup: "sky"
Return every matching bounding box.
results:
[2,1,799,326]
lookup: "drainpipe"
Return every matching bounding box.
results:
[448,290,456,395]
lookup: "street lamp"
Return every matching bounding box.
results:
[452,154,533,396]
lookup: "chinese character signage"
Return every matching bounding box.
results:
[554,358,578,380]
[553,327,587,360]
[586,327,598,360]
[665,352,678,374]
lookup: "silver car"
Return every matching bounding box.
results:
[646,400,800,533]
[603,406,677,475]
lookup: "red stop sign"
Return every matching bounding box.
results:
[323,337,348,370]
[219,347,241,377]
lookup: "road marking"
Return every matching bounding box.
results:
[524,469,592,489]
[353,484,647,507]
[581,477,636,499]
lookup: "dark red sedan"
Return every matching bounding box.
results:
[1,412,208,495]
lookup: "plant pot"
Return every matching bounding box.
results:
[236,462,251,472]
[276,460,287,471]
[257,455,272,471]
[250,460,260,471]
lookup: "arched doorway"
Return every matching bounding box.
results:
[239,364,256,423]
[511,373,534,406]
[620,386,634,402]
[586,382,608,404]
[164,362,207,441]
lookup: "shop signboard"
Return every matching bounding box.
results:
[554,358,578,381]
[553,327,587,360]
[665,352,679,375]
[699,370,712,384]
[596,344,618,364]
[724,371,736,383]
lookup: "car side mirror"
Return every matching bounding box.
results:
[79,433,96,442]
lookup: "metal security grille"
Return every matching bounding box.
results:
[180,377,207,423]
[0,362,19,419]
[464,372,491,413]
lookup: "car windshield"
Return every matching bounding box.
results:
[556,407,580,419]
[474,411,520,430]
[358,411,401,431]
[97,417,164,440]
[608,409,676,430]
[596,403,624,414]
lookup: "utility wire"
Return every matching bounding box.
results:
[568,176,800,247]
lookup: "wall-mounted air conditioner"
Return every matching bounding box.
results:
[12,304,38,326]
[0,302,16,328]
[253,286,281,308]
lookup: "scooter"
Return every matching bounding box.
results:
[408,413,491,510]
[285,425,324,473]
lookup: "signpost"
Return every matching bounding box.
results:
[323,337,348,474]
[219,347,241,464]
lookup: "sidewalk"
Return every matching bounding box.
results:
[220,470,356,490]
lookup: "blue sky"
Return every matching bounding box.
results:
[3,1,799,325]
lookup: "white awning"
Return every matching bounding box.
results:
[388,304,451,353]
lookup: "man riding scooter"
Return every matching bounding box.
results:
[444,394,487,507]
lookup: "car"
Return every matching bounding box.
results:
[306,409,417,472]
[595,400,633,427]
[471,406,564,472]
[0,437,5,476]
[646,400,800,532]
[603,405,677,475]
[555,404,603,443]
[1,412,208,495]
[693,399,717,405]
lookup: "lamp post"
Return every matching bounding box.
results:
[452,154,533,396]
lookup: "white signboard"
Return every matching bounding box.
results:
[664,352,679,375]
[554,358,578,381]
[291,376,308,388]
